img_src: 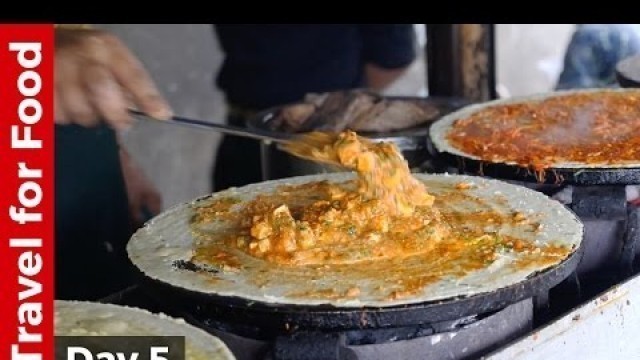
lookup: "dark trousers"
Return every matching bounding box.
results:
[212,113,263,192]
[55,124,136,300]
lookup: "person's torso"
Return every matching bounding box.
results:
[214,24,366,110]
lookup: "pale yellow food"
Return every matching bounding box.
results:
[55,301,235,360]
[194,130,443,266]
[128,173,583,307]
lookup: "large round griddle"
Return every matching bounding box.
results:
[127,173,583,330]
[55,300,235,360]
[429,88,640,185]
[137,247,581,333]
[127,173,583,328]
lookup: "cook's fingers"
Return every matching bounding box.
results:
[55,53,93,126]
[82,62,132,131]
[106,37,172,120]
[54,91,71,125]
[58,80,97,127]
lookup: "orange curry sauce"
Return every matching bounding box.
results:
[446,92,640,174]
[194,131,442,266]
[189,131,573,301]
[282,130,435,216]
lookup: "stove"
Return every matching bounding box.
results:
[101,174,638,359]
[504,182,639,292]
[101,285,533,360]
[426,158,640,306]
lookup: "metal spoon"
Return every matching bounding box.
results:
[129,109,291,144]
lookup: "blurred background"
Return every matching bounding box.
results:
[94,24,576,209]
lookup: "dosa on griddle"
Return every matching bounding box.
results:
[127,173,582,308]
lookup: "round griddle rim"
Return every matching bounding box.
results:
[135,241,584,332]
[429,149,640,186]
[426,88,640,186]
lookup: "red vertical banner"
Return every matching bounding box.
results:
[0,25,54,360]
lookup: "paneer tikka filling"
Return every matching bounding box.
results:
[188,130,574,300]
[193,131,445,265]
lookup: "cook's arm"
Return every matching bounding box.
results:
[364,64,411,92]
[55,24,173,130]
[360,24,417,92]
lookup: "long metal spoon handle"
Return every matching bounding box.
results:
[128,109,290,144]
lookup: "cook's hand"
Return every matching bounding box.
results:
[55,27,173,130]
[119,147,162,226]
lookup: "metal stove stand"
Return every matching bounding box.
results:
[101,286,533,360]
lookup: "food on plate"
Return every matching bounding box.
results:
[193,130,442,266]
[268,90,440,133]
[129,172,582,307]
[190,129,573,281]
[282,130,435,216]
[194,180,447,266]
[437,90,640,173]
[185,130,577,298]
[55,301,235,360]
